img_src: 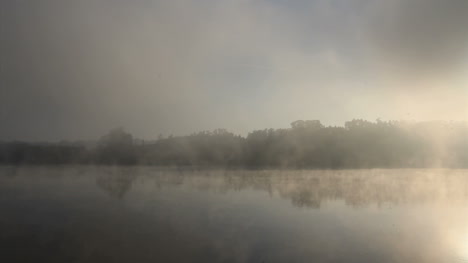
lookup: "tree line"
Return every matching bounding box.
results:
[1,119,468,168]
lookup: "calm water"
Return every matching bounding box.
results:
[2,167,468,263]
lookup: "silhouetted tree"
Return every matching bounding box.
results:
[2,119,468,168]
[96,128,137,165]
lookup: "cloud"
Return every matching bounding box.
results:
[365,0,468,78]
[1,0,467,140]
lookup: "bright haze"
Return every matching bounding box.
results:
[1,0,468,141]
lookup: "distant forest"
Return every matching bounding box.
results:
[1,119,468,168]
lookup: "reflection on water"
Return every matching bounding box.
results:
[2,167,468,262]
[98,168,468,208]
[96,169,135,199]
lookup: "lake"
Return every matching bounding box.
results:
[2,167,468,263]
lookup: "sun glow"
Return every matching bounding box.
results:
[453,228,468,262]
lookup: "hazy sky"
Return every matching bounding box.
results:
[1,0,468,141]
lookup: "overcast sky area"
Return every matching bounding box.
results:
[1,0,468,141]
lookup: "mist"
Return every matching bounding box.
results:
[2,0,468,141]
[2,119,468,168]
[4,1,468,262]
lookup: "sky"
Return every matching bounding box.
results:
[1,0,468,141]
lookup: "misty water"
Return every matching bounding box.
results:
[2,167,468,262]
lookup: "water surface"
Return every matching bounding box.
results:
[2,167,468,262]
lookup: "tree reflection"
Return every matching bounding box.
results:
[96,168,137,199]
[141,169,468,208]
